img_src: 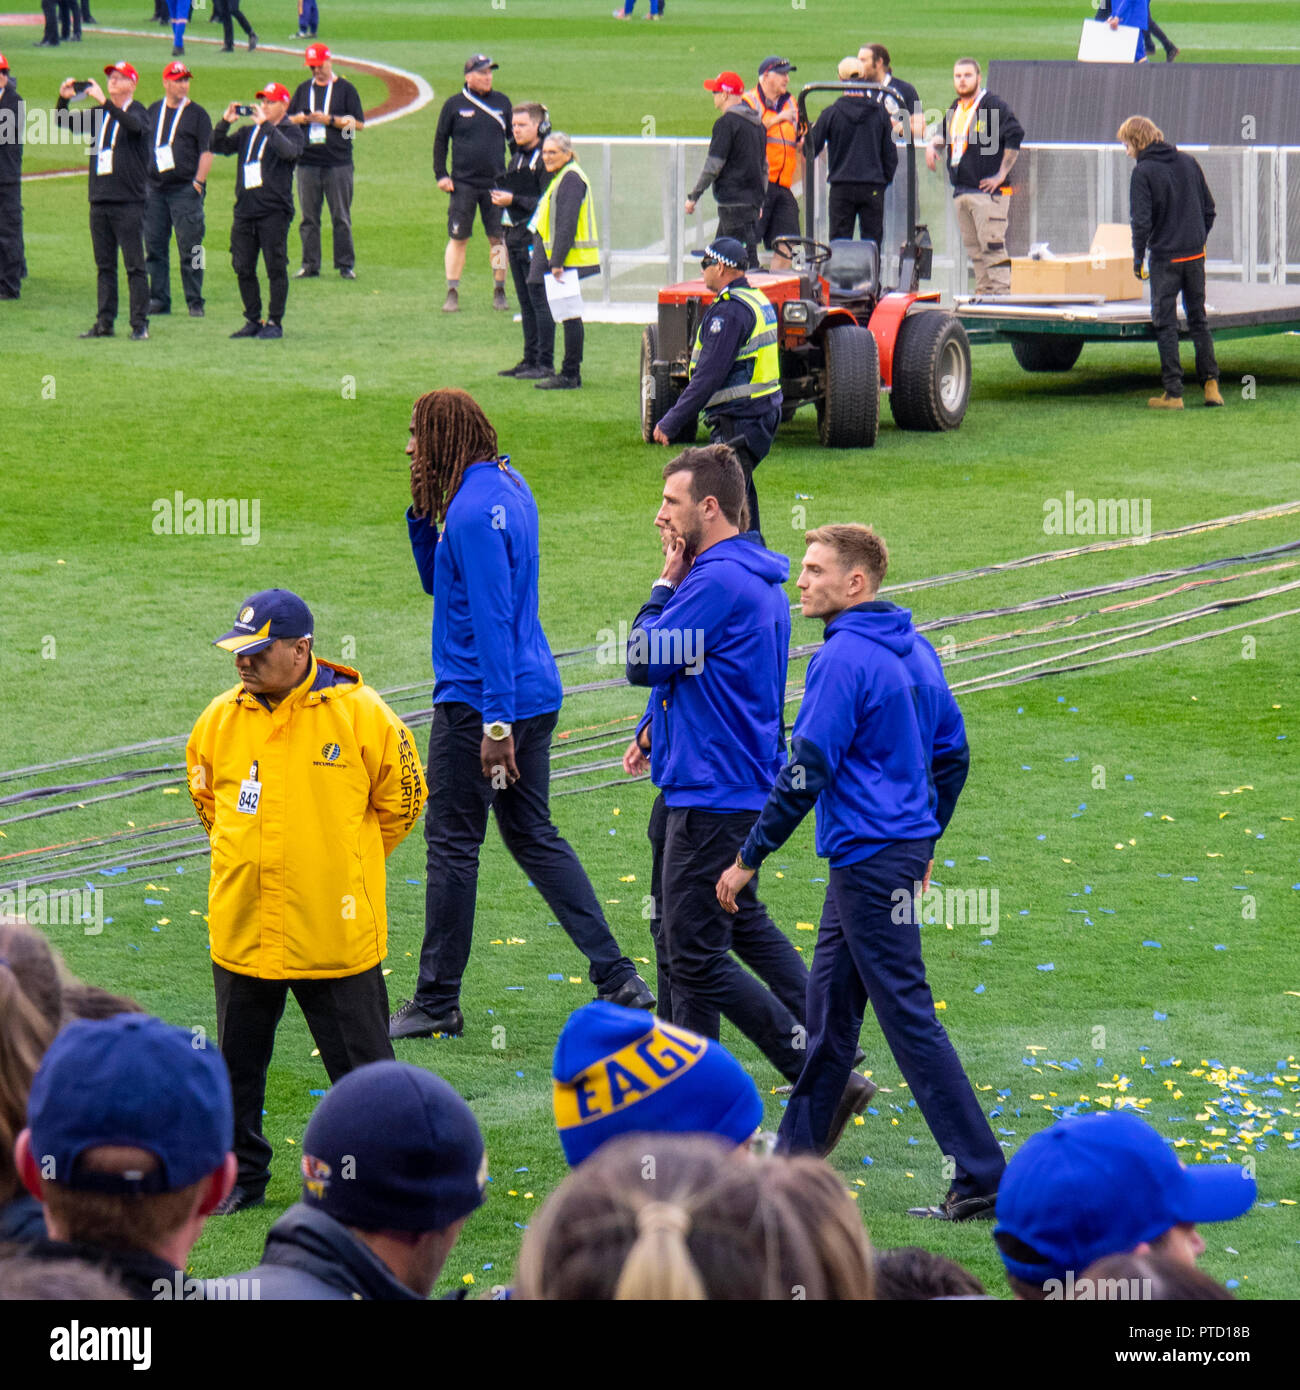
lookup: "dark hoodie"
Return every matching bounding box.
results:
[627,536,791,812]
[689,101,767,212]
[808,93,898,187]
[1129,142,1216,264]
[740,602,970,869]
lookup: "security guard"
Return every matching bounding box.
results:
[527,131,598,390]
[743,57,803,272]
[652,237,781,541]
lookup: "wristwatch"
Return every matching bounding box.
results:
[483,721,512,741]
[734,851,753,872]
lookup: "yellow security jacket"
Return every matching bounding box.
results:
[186,656,427,980]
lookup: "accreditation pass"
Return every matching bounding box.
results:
[237,761,262,815]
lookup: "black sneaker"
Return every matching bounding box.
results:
[339,268,357,280]
[78,323,113,338]
[129,326,149,340]
[515,365,553,379]
[535,374,581,390]
[498,361,530,377]
[230,319,262,338]
[257,321,283,339]
[907,1189,998,1221]
[597,974,656,1010]
[293,267,319,279]
[148,300,169,314]
[189,304,205,318]
[388,999,464,1040]
[213,1185,266,1216]
[248,31,258,51]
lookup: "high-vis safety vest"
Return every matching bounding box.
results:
[690,284,781,410]
[743,89,801,188]
[529,160,599,268]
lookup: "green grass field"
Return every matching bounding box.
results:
[2,1,1298,1300]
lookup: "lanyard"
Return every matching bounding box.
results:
[308,79,334,116]
[95,110,121,156]
[155,97,188,149]
[461,87,506,131]
[245,127,268,165]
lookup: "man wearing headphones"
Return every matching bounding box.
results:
[492,101,554,379]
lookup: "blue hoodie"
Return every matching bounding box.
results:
[740,601,969,869]
[626,535,790,811]
[407,459,563,724]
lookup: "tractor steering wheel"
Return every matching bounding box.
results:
[771,236,833,272]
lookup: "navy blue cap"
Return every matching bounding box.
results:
[692,237,747,271]
[464,54,497,73]
[213,588,314,656]
[300,1062,487,1233]
[759,56,796,76]
[994,1112,1257,1284]
[27,1015,233,1194]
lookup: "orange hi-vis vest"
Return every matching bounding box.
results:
[743,88,801,188]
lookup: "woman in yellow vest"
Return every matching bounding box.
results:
[527,131,599,390]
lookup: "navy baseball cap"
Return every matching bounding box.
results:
[27,1014,233,1194]
[300,1062,487,1233]
[213,589,314,656]
[759,56,796,76]
[994,1111,1257,1284]
[693,237,748,271]
[553,1002,763,1167]
[464,54,498,73]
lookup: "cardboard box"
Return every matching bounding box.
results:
[1011,223,1143,301]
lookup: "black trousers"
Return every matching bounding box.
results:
[0,183,23,298]
[705,401,780,541]
[509,236,550,366]
[213,0,252,44]
[414,702,636,1011]
[828,182,885,245]
[89,200,148,330]
[717,205,760,270]
[660,806,809,1082]
[145,183,205,310]
[57,0,81,38]
[40,1,59,42]
[231,210,290,324]
[212,961,394,1197]
[1150,255,1218,396]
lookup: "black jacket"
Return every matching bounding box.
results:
[940,92,1023,194]
[289,76,365,168]
[145,98,213,190]
[56,95,150,204]
[527,164,599,281]
[0,81,22,184]
[808,93,898,187]
[433,87,512,186]
[1129,142,1216,263]
[500,141,550,246]
[211,115,306,219]
[228,1203,423,1300]
[690,102,766,212]
[19,1236,187,1300]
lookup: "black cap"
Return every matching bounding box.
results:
[464,54,498,73]
[759,56,796,76]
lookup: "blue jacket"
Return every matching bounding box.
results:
[627,535,790,811]
[740,602,969,869]
[407,459,563,724]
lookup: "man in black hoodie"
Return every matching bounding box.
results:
[687,71,766,271]
[1120,114,1222,410]
[492,101,553,378]
[807,59,898,245]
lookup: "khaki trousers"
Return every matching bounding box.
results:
[955,191,1010,294]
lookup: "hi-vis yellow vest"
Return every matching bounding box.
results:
[530,160,599,268]
[690,284,781,410]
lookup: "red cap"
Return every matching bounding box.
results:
[304,42,331,66]
[703,71,745,95]
[104,60,140,83]
[163,61,193,81]
[256,81,292,103]
[0,54,9,73]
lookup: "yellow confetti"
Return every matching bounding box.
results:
[162,788,180,795]
[569,976,582,983]
[156,918,170,926]
[1114,843,1125,850]
[612,808,620,816]
[57,559,66,565]
[1160,815,1174,822]
[891,1117,899,1125]
[490,939,504,945]
[1219,811,1231,819]
[382,968,392,976]
[934,1001,947,1011]
[795,922,816,931]
[774,872,784,879]
[853,1115,865,1126]
[605,899,620,905]
[846,1190,858,1200]
[854,1179,866,1187]
[507,1190,517,1197]
[523,1192,533,1200]
[311,1049,320,1058]
[1206,852,1223,858]
[462,1273,475,1285]
[905,1172,914,1178]
[286,1137,296,1145]
[127,821,135,828]
[1025,1046,1048,1054]
[1062,858,1072,864]
[1030,1094,1045,1101]
[635,956,650,964]
[1280,1199,1298,1206]
[189,909,201,916]
[618,875,636,883]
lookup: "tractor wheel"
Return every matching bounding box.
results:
[816,324,879,449]
[640,324,697,443]
[889,310,971,432]
[1010,335,1084,373]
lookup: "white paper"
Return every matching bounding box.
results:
[1078,18,1142,63]
[544,267,584,322]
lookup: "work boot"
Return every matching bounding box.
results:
[1203,379,1224,407]
[442,287,459,313]
[1147,392,1183,410]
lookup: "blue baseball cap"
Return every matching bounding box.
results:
[692,237,748,271]
[300,1062,487,1233]
[552,1002,763,1167]
[213,588,314,655]
[993,1111,1257,1284]
[758,56,796,76]
[27,1014,233,1194]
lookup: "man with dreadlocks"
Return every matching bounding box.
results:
[390,389,655,1040]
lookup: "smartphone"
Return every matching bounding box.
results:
[72,80,92,94]
[234,104,256,118]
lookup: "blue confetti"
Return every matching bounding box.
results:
[514,1222,528,1230]
[980,938,993,945]
[547,973,564,981]
[514,1166,529,1173]
[1064,756,1079,762]
[1142,941,1162,948]
[811,877,826,883]
[866,1106,878,1116]
[144,898,163,906]
[1021,765,1032,771]
[1069,707,1078,713]
[976,855,990,862]
[482,1263,494,1271]
[1153,1011,1168,1021]
[1036,834,1046,842]
[861,1156,873,1166]
[1078,804,1087,812]
[944,859,955,867]
[150,926,160,933]
[1182,876,1199,883]
[1225,1279,1239,1289]
[1124,774,1134,781]
[1100,908,1115,915]
[506,987,524,991]
[1017,707,1023,713]
[309,1089,326,1097]
[1057,696,1065,703]
[1214,944,1227,951]
[405,878,419,884]
[1144,811,1154,818]
[974,984,985,994]
[1083,885,1092,894]
[907,1137,920,1145]
[515,1070,524,1078]
[608,829,617,836]
[1019,910,1029,916]
[1037,963,1055,972]
[100,866,128,876]
[997,1127,1016,1135]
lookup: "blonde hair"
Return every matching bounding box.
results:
[1117,115,1164,153]
[838,57,864,81]
[805,523,889,590]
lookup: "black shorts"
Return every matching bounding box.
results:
[758,183,800,249]
[447,184,504,240]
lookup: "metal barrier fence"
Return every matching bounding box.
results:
[571,137,1300,311]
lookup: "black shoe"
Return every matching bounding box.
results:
[818,1072,878,1157]
[213,1185,266,1216]
[535,374,581,390]
[78,323,113,338]
[388,999,464,1040]
[222,43,234,52]
[34,40,58,48]
[1165,45,1179,62]
[497,360,530,377]
[84,12,99,21]
[293,267,319,279]
[257,321,283,339]
[172,45,183,56]
[189,304,204,318]
[130,326,149,340]
[148,300,169,315]
[907,1189,998,1221]
[339,268,357,279]
[230,319,262,338]
[248,31,258,50]
[596,973,656,1010]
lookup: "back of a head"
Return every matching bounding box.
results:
[60,980,145,1024]
[515,1135,854,1301]
[838,57,863,82]
[1081,1251,1234,1302]
[874,1245,986,1301]
[759,1156,874,1299]
[0,925,62,1204]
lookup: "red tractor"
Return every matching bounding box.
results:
[641,82,972,449]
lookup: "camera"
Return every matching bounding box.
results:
[233,104,256,118]
[71,80,92,95]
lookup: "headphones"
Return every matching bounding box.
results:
[536,104,551,138]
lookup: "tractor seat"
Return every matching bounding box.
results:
[825,239,880,303]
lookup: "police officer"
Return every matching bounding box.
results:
[651,237,781,542]
[289,43,365,280]
[492,101,553,379]
[433,54,512,313]
[527,131,598,390]
[56,62,151,340]
[743,57,803,273]
[212,81,306,339]
[0,55,22,300]
[144,60,213,318]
